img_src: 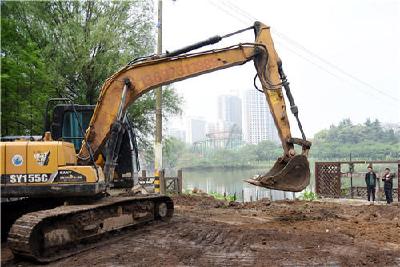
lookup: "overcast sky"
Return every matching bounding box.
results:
[157,0,399,137]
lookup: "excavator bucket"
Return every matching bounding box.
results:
[245,154,310,192]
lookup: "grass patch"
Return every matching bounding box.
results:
[209,192,237,202]
[300,190,317,201]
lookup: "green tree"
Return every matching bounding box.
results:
[253,140,281,161]
[1,1,182,144]
[311,118,400,160]
[163,137,187,168]
[1,2,55,135]
[128,86,182,145]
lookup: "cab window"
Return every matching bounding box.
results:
[62,111,92,152]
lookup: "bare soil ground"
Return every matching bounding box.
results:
[2,195,400,266]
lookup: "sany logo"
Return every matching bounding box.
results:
[11,154,23,166]
[34,151,50,166]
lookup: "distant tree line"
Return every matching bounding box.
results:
[311,118,399,160]
[159,118,399,169]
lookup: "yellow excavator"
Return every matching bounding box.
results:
[0,21,311,262]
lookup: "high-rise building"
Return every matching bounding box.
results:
[242,89,279,144]
[217,95,242,132]
[186,118,206,144]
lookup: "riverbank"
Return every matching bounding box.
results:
[180,162,273,171]
[182,164,261,171]
[3,194,399,266]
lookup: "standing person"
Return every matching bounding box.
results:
[365,165,377,203]
[382,168,394,204]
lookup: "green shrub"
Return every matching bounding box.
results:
[209,192,236,201]
[300,191,317,201]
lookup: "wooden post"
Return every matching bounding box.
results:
[376,177,381,201]
[140,170,146,186]
[349,155,354,199]
[398,163,400,203]
[242,189,244,203]
[160,169,166,194]
[177,169,183,194]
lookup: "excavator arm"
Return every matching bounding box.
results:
[79,21,311,192]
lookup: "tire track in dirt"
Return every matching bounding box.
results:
[3,195,400,266]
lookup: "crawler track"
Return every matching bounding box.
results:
[1,198,64,242]
[7,195,173,262]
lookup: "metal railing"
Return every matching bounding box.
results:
[315,160,399,202]
[138,169,183,194]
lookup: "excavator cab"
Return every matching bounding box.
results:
[49,103,94,152]
[45,99,140,188]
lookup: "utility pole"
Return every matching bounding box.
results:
[154,0,163,193]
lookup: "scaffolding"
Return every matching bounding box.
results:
[193,124,243,154]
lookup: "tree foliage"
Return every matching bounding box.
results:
[128,87,182,146]
[311,118,399,160]
[314,118,397,145]
[1,1,181,141]
[1,2,55,135]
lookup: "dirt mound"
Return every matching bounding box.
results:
[227,198,272,209]
[173,194,226,208]
[173,194,273,209]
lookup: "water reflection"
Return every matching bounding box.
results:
[182,169,300,201]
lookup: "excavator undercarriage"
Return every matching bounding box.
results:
[7,195,173,262]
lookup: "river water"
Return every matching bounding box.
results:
[180,168,315,202]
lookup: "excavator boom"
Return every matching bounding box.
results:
[79,21,311,192]
[78,45,258,160]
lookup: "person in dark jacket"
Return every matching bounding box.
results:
[382,168,394,204]
[365,165,377,202]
